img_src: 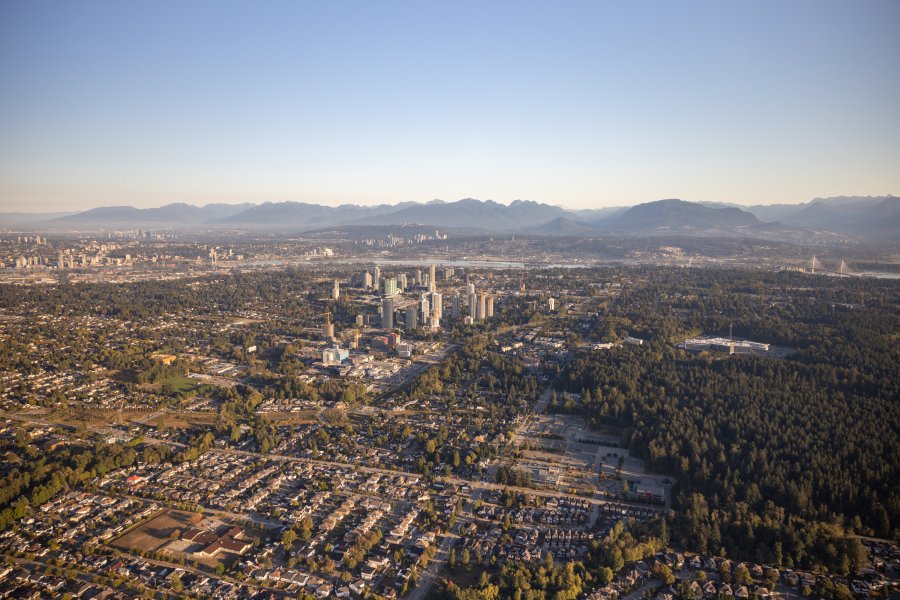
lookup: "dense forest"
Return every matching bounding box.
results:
[556,269,898,572]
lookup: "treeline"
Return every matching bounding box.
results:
[247,373,370,406]
[0,431,165,531]
[495,465,534,488]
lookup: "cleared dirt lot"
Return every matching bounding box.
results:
[111,509,200,554]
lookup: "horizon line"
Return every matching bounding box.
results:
[3,194,898,215]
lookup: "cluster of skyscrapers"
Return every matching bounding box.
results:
[358,264,493,332]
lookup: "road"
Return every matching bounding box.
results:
[3,408,660,513]
[104,487,288,530]
[112,546,266,593]
[7,555,180,599]
[407,522,461,600]
[135,408,168,427]
[211,446,662,513]
[372,342,459,404]
[507,367,562,452]
[619,578,661,600]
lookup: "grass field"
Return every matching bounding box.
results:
[158,376,199,393]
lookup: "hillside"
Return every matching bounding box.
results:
[600,199,761,234]
[348,198,573,231]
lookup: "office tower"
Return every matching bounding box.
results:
[406,306,418,330]
[431,292,442,320]
[429,264,436,292]
[415,269,422,286]
[420,294,430,324]
[451,293,461,318]
[374,266,381,290]
[384,277,398,297]
[466,283,475,296]
[364,271,373,289]
[486,296,494,318]
[398,273,407,290]
[332,280,340,301]
[382,297,394,329]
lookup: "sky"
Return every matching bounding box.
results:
[1,1,899,212]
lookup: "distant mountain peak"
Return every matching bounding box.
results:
[605,198,761,234]
[6,195,894,238]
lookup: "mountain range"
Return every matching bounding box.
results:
[1,195,896,239]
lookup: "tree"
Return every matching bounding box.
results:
[598,566,614,584]
[170,572,183,592]
[652,562,676,585]
[608,546,625,572]
[282,528,297,552]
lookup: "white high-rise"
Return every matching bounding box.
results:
[431,292,442,320]
[420,294,430,323]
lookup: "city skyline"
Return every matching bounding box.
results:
[2,1,900,212]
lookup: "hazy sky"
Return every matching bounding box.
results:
[1,1,899,212]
